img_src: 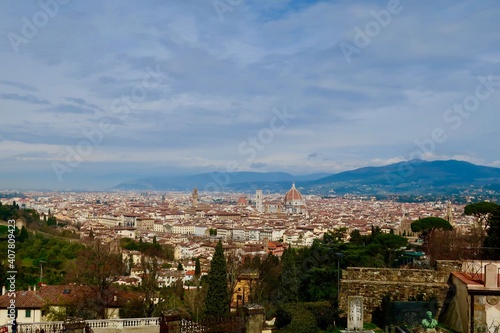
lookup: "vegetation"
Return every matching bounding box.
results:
[275,303,323,333]
[4,199,499,329]
[465,202,499,246]
[0,201,40,224]
[484,205,500,259]
[119,237,174,260]
[0,225,84,289]
[205,240,230,317]
[278,248,299,303]
[68,239,125,319]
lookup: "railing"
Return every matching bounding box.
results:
[86,317,160,328]
[17,318,160,332]
[18,322,64,333]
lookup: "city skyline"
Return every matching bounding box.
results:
[1,1,500,190]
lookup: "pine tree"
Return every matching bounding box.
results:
[205,240,229,317]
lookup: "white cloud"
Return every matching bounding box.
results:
[1,0,500,189]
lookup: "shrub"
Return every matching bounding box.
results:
[304,301,337,330]
[275,303,318,333]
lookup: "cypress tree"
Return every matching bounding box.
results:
[205,240,229,317]
[279,247,299,303]
[195,257,201,280]
[18,226,29,242]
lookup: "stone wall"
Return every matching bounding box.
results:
[339,265,455,322]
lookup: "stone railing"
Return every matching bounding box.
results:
[18,321,64,333]
[17,318,160,333]
[86,317,160,329]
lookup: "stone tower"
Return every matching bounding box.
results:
[446,201,454,226]
[192,187,198,208]
[255,190,263,213]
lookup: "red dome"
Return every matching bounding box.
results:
[284,183,303,202]
[237,196,247,205]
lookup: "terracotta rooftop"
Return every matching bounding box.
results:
[0,291,45,308]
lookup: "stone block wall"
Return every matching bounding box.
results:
[339,267,452,322]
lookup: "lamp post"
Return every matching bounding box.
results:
[335,253,344,304]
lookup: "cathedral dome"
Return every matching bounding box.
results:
[284,183,303,203]
[237,196,247,206]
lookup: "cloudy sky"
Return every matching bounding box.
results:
[1,0,500,190]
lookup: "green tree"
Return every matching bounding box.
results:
[411,217,452,242]
[177,262,184,271]
[367,233,408,267]
[18,226,29,242]
[256,254,281,303]
[322,228,348,244]
[483,206,500,260]
[411,217,453,259]
[47,215,57,226]
[279,247,299,303]
[349,229,364,246]
[205,240,229,317]
[195,257,201,280]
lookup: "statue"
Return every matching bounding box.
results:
[421,311,438,330]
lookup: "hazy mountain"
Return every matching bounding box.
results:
[113,160,500,198]
[306,159,500,196]
[112,172,328,191]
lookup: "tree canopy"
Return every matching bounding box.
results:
[411,217,453,233]
[464,202,498,219]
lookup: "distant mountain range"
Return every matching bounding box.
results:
[112,172,330,191]
[112,160,500,198]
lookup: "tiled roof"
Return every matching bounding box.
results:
[36,285,92,305]
[0,291,45,308]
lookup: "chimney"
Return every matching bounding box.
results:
[34,284,37,292]
[2,286,5,295]
[485,263,498,288]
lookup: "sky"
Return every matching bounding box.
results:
[1,0,500,190]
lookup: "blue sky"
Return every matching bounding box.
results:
[1,0,500,190]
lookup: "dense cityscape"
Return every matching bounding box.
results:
[1,184,499,332]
